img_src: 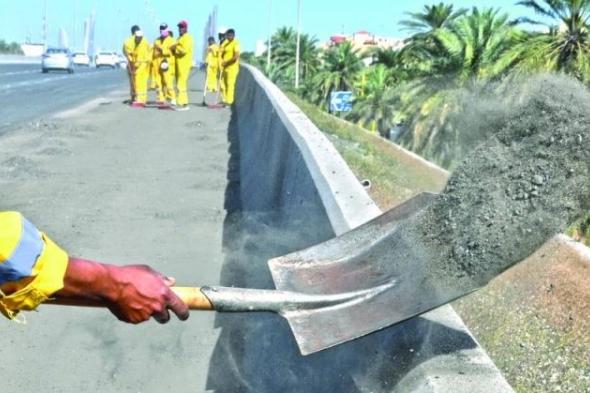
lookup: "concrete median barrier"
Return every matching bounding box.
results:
[208,64,514,393]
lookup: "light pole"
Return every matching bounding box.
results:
[295,0,301,89]
[266,0,272,71]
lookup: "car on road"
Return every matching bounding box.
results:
[117,53,127,68]
[42,48,74,73]
[95,52,119,68]
[72,52,90,67]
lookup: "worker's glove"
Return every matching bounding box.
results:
[105,264,189,324]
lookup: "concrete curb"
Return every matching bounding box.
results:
[244,64,382,235]
[242,64,515,392]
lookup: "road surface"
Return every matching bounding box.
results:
[0,73,232,392]
[0,63,126,131]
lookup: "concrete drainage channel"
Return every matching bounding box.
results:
[211,64,514,392]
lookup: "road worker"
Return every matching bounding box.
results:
[220,28,240,106]
[171,20,194,111]
[217,27,227,102]
[122,25,140,103]
[131,29,152,108]
[205,36,220,93]
[153,24,177,106]
[0,211,189,323]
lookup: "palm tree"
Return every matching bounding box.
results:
[498,0,590,81]
[433,7,517,80]
[350,65,396,136]
[400,2,467,36]
[392,8,516,167]
[273,33,320,83]
[399,3,468,77]
[265,27,320,87]
[310,42,363,108]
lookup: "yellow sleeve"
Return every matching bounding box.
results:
[0,212,69,319]
[123,37,134,61]
[162,38,176,58]
[176,34,194,57]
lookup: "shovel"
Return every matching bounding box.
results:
[49,192,476,356]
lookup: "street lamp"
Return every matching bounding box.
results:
[295,0,301,88]
[267,0,272,71]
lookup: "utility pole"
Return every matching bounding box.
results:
[295,0,301,89]
[43,0,48,47]
[266,0,272,71]
[72,0,77,49]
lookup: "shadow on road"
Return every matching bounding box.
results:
[205,108,477,392]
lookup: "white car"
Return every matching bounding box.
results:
[95,52,118,68]
[42,48,74,73]
[72,52,90,66]
[117,53,128,68]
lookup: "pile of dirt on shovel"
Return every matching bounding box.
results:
[413,74,590,288]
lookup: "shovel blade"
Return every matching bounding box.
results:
[269,192,474,355]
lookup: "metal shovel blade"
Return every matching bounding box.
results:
[268,192,474,355]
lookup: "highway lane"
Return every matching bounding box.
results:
[0,63,127,131]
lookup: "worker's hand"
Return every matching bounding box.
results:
[56,258,189,324]
[105,264,190,324]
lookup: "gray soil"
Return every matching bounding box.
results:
[414,74,590,288]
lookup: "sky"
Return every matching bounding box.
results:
[0,0,544,56]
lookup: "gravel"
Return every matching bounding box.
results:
[408,74,590,289]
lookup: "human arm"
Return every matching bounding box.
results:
[0,212,188,324]
[221,41,240,67]
[54,258,189,324]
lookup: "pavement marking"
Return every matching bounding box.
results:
[53,89,127,119]
[0,70,121,90]
[0,69,39,76]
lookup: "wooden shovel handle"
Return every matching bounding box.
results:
[48,287,214,310]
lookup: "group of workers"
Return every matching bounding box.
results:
[123,20,240,111]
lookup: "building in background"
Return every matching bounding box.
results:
[59,27,69,48]
[201,6,218,64]
[324,30,405,52]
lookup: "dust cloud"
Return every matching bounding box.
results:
[414,74,590,287]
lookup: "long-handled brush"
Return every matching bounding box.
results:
[207,68,224,109]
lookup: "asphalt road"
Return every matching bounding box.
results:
[0,75,231,392]
[0,63,127,131]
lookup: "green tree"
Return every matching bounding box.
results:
[0,39,23,54]
[399,3,468,76]
[273,33,320,83]
[350,65,396,136]
[310,42,363,108]
[497,0,590,81]
[265,27,320,87]
[433,7,517,80]
[393,8,516,167]
[400,2,467,36]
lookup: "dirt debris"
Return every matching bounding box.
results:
[414,74,590,287]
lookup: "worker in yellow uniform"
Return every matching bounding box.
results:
[122,25,140,103]
[217,27,227,103]
[131,29,152,108]
[153,24,177,106]
[220,28,240,107]
[0,211,189,323]
[205,36,220,93]
[171,20,194,111]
